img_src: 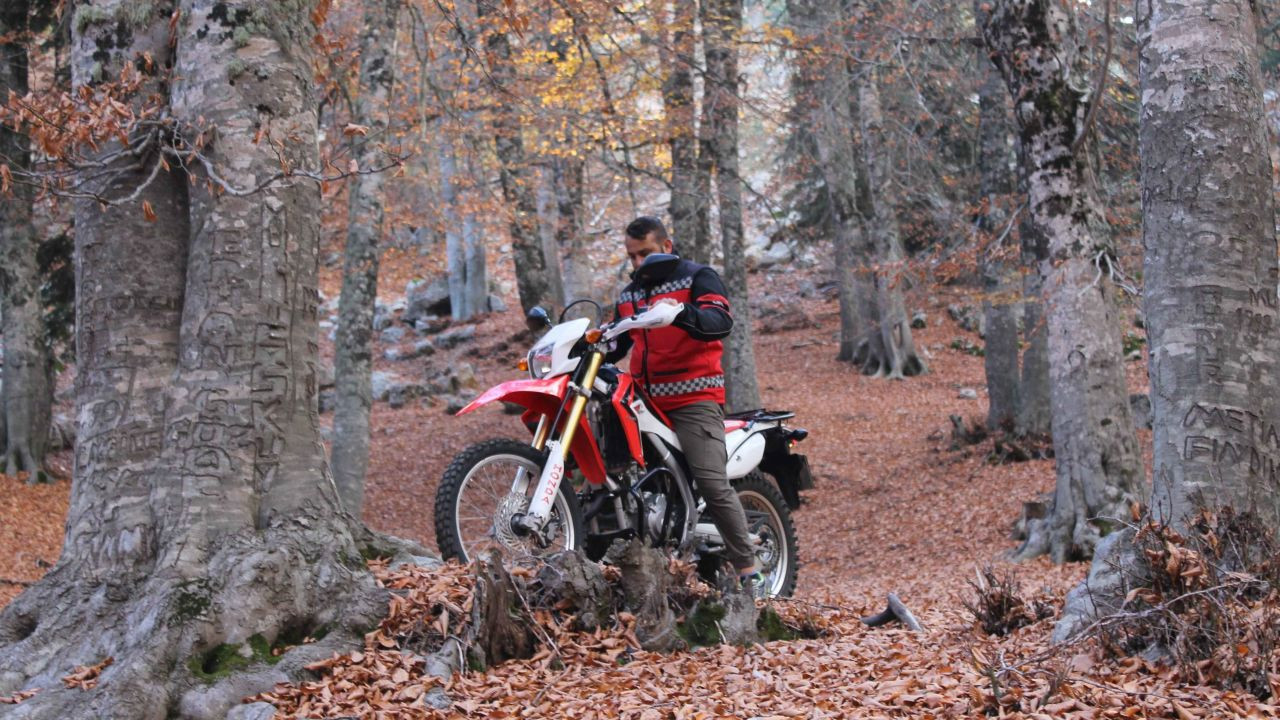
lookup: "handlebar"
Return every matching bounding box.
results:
[600,301,683,342]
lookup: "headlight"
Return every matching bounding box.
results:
[529,344,554,378]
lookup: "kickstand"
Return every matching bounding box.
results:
[860,592,924,632]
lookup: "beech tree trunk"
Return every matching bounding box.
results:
[463,206,487,315]
[332,0,400,518]
[1016,136,1052,437]
[984,0,1145,562]
[478,0,562,314]
[792,0,876,365]
[973,4,1020,429]
[690,0,716,267]
[661,0,700,254]
[1139,0,1280,528]
[535,168,567,307]
[440,141,486,320]
[702,0,761,412]
[1056,0,1280,642]
[0,0,53,481]
[855,69,926,379]
[0,4,384,716]
[553,155,589,303]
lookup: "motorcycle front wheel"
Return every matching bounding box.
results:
[434,438,585,563]
[735,472,800,598]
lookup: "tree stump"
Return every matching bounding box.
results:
[608,540,683,652]
[467,553,535,669]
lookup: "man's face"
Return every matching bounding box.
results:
[625,232,673,270]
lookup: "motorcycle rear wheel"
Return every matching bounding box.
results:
[734,472,800,598]
[434,438,585,563]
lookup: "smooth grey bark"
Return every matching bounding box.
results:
[974,4,1020,430]
[442,144,467,319]
[477,0,562,314]
[439,141,485,320]
[661,0,700,254]
[984,0,1145,563]
[855,69,926,379]
[552,155,589,303]
[1139,0,1280,528]
[463,206,486,314]
[690,0,716,267]
[1016,137,1052,436]
[332,0,400,518]
[702,0,760,412]
[0,0,53,481]
[433,24,486,322]
[535,167,567,306]
[0,4,384,716]
[791,0,875,365]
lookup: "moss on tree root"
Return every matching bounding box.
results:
[188,633,282,683]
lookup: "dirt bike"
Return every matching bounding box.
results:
[433,255,812,597]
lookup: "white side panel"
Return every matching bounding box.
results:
[725,431,766,479]
[632,399,679,449]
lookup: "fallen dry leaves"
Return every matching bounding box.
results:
[0,688,39,704]
[61,656,112,690]
[0,470,69,607]
[6,257,1280,716]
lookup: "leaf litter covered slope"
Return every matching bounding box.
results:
[3,276,1278,716]
[0,470,68,608]
[286,280,1280,717]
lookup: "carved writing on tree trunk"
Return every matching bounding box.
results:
[79,424,164,468]
[1193,285,1224,383]
[1248,286,1277,309]
[1182,403,1280,447]
[1234,307,1274,335]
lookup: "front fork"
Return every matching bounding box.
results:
[513,350,605,540]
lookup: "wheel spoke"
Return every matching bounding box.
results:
[451,451,576,563]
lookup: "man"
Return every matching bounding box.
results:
[607,216,758,584]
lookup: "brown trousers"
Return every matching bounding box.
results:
[664,401,755,571]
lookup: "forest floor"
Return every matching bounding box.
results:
[1,261,1273,718]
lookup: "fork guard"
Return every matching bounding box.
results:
[456,375,608,486]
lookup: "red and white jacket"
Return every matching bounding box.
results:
[608,258,734,411]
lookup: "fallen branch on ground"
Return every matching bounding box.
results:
[861,592,924,631]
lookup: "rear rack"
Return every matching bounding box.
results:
[725,408,795,422]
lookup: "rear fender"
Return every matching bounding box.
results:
[457,375,607,486]
[759,429,813,509]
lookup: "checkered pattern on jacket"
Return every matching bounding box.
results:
[619,275,694,305]
[647,374,726,397]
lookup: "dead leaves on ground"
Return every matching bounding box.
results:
[0,470,69,607]
[0,688,39,704]
[9,285,1280,716]
[61,656,112,690]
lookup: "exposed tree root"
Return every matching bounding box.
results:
[0,522,387,720]
[422,540,762,702]
[846,334,927,380]
[1,443,47,485]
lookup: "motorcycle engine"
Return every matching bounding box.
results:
[643,492,668,539]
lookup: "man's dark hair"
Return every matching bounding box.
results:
[625,216,669,242]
